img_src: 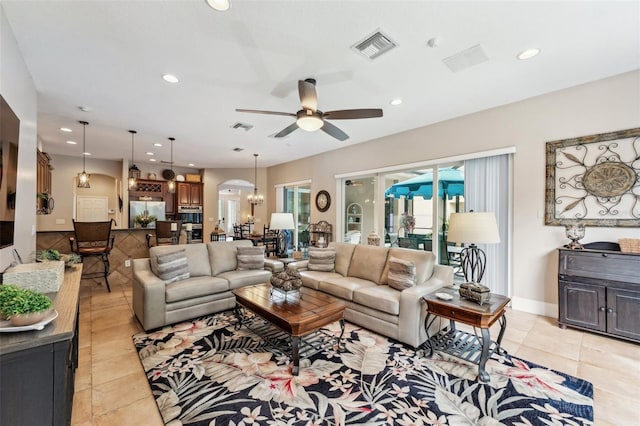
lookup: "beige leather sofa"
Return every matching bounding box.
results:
[290,242,453,347]
[133,240,284,331]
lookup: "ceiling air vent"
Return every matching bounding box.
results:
[232,147,244,152]
[442,44,489,73]
[231,122,253,131]
[352,29,397,60]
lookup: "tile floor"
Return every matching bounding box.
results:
[71,277,640,426]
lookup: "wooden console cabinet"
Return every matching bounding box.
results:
[0,266,82,425]
[558,243,640,343]
[177,182,203,206]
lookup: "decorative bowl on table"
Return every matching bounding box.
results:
[270,267,303,292]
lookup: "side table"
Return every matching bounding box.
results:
[423,287,510,382]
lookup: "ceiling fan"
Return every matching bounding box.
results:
[236,78,383,141]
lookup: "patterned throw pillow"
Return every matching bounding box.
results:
[308,248,336,272]
[156,249,190,284]
[237,246,265,270]
[387,256,416,290]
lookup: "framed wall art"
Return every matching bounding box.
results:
[545,127,640,227]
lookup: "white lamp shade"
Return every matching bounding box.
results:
[447,212,500,244]
[270,212,295,230]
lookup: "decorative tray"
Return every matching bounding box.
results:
[0,309,58,332]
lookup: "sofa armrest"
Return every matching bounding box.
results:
[263,258,284,273]
[286,260,309,271]
[398,264,454,347]
[132,258,167,331]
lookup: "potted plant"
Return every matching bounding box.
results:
[37,249,81,268]
[135,213,157,228]
[0,284,53,326]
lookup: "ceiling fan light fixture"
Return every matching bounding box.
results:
[205,0,230,12]
[296,110,323,132]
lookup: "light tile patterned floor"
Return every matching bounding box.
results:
[71,277,640,426]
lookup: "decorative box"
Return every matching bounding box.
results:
[3,261,65,293]
[459,282,491,305]
[185,174,201,182]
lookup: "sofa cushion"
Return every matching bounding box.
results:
[352,285,401,316]
[207,240,254,276]
[217,269,272,289]
[155,249,190,284]
[308,248,336,272]
[387,256,417,290]
[150,243,212,277]
[382,247,435,286]
[165,276,229,303]
[299,270,342,290]
[347,245,389,284]
[328,242,356,276]
[318,276,376,301]
[237,246,265,270]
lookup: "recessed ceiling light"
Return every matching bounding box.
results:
[205,0,230,11]
[162,74,179,83]
[390,99,403,106]
[60,127,72,132]
[83,152,91,156]
[150,159,157,162]
[153,143,163,147]
[66,140,77,145]
[188,163,195,167]
[146,152,154,156]
[517,48,540,60]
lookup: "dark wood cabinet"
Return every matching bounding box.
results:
[177,182,203,206]
[0,266,82,426]
[558,244,640,343]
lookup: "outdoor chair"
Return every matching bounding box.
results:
[69,219,115,292]
[398,237,419,250]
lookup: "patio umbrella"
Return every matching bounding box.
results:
[385,167,464,236]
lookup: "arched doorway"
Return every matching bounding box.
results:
[217,179,253,235]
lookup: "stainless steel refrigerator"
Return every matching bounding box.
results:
[129,201,166,228]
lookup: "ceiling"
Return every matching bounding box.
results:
[2,1,639,169]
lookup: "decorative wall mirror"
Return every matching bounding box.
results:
[545,127,640,227]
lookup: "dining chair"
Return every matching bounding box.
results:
[69,219,115,292]
[146,220,183,248]
[262,224,278,257]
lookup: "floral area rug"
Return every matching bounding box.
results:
[133,311,594,426]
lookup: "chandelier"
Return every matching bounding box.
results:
[77,120,90,188]
[128,130,140,189]
[248,153,264,207]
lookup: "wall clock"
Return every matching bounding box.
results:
[315,190,331,212]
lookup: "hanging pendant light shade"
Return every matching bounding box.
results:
[128,130,140,190]
[247,153,264,207]
[167,137,176,194]
[77,121,90,188]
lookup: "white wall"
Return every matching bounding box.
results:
[268,71,640,316]
[0,7,38,269]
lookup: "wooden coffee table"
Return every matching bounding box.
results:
[423,287,510,382]
[232,283,345,375]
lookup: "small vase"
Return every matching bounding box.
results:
[565,224,585,249]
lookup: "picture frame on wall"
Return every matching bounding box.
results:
[545,127,640,227]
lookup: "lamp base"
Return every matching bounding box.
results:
[460,245,487,284]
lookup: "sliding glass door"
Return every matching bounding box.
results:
[281,184,310,251]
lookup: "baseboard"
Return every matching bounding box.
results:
[511,297,558,318]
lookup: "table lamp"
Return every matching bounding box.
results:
[447,212,500,284]
[270,212,295,257]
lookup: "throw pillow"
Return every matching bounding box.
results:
[308,248,336,272]
[237,246,265,270]
[387,256,416,290]
[156,249,190,284]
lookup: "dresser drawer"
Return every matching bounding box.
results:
[559,250,640,284]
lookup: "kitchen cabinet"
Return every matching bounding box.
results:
[558,243,640,343]
[0,266,81,426]
[37,150,52,212]
[177,182,203,206]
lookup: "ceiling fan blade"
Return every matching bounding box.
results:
[273,122,299,138]
[236,109,295,117]
[298,79,318,112]
[321,120,349,141]
[323,108,383,120]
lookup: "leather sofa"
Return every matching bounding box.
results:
[289,242,453,347]
[132,240,284,331]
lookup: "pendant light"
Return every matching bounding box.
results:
[247,154,264,218]
[167,137,176,194]
[77,121,90,188]
[128,130,140,190]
